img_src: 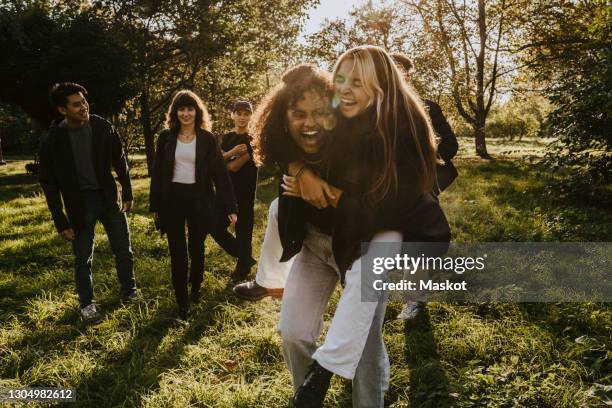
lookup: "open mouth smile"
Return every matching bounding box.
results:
[301,130,320,143]
[341,98,357,107]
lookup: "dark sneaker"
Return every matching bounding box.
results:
[233,281,283,301]
[397,301,426,320]
[80,303,101,323]
[122,289,143,304]
[190,288,200,304]
[292,360,333,408]
[177,304,189,321]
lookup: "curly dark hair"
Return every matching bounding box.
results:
[165,90,212,131]
[250,64,333,167]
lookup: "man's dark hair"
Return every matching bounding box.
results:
[49,82,88,108]
[391,53,415,75]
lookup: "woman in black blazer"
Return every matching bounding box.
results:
[150,90,237,321]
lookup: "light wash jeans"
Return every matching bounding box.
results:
[278,224,403,408]
[254,198,294,288]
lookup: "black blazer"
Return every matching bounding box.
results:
[149,128,237,233]
[425,100,459,193]
[39,114,132,232]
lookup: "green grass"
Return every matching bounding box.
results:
[1,140,610,407]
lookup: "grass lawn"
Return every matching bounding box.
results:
[0,139,610,407]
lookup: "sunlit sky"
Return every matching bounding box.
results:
[299,0,367,42]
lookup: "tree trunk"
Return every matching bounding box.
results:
[474,0,491,160]
[140,91,155,176]
[0,136,5,164]
[474,115,491,159]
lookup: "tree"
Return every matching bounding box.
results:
[305,0,518,157]
[405,0,516,158]
[517,0,611,197]
[0,3,134,126]
[305,0,448,98]
[95,0,317,174]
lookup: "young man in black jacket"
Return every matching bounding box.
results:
[39,82,138,322]
[392,53,459,321]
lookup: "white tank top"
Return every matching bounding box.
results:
[172,139,196,184]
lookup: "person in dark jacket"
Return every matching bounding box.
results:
[149,90,237,321]
[392,52,459,194]
[392,52,459,320]
[209,100,258,282]
[39,82,138,322]
[279,46,450,408]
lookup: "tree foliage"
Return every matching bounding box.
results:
[94,0,317,174]
[306,0,518,158]
[518,0,611,199]
[0,2,134,126]
[405,0,517,158]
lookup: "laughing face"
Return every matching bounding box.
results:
[59,92,89,126]
[333,57,372,119]
[286,90,330,154]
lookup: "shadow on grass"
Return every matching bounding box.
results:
[0,172,37,186]
[0,241,74,325]
[0,175,41,201]
[403,311,453,408]
[70,283,240,407]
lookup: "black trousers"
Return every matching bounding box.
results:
[165,183,207,308]
[210,190,255,270]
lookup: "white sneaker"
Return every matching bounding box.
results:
[397,301,426,320]
[80,303,101,322]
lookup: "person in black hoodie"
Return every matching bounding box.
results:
[392,52,459,320]
[392,52,459,194]
[39,82,138,323]
[149,90,237,321]
[278,46,451,408]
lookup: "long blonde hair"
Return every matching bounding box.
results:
[332,45,438,201]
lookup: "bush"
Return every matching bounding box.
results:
[0,103,39,155]
[485,96,551,140]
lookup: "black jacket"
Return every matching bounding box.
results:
[278,109,451,279]
[425,100,459,193]
[39,114,132,232]
[149,128,237,234]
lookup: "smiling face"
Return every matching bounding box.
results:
[286,90,330,154]
[58,92,89,126]
[177,106,196,128]
[232,109,252,133]
[333,57,372,119]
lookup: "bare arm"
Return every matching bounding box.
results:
[222,144,248,161]
[227,151,251,172]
